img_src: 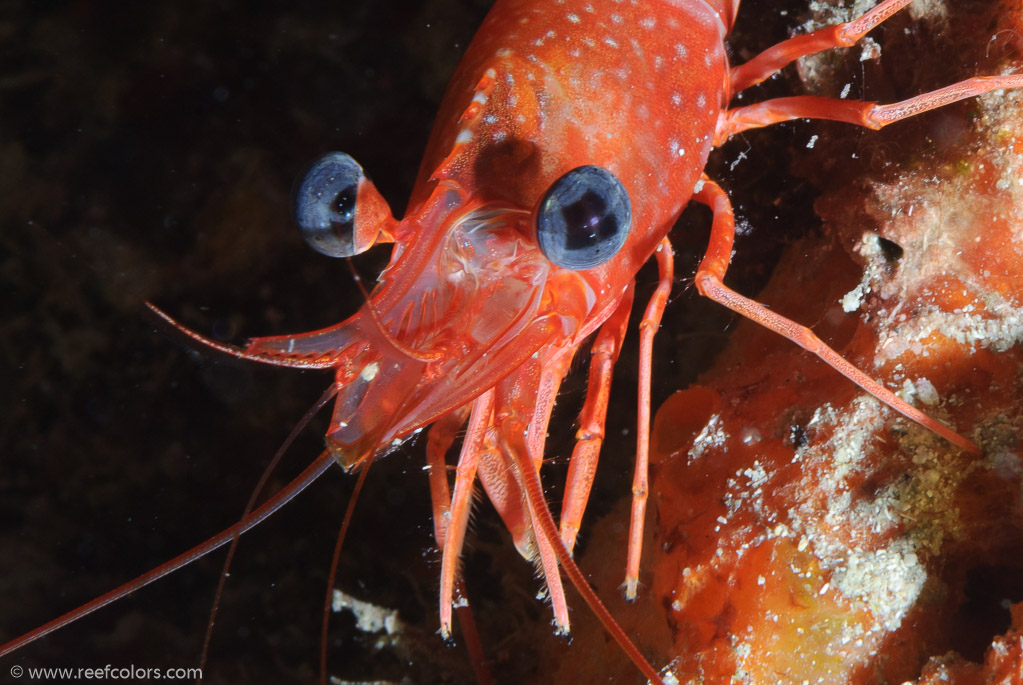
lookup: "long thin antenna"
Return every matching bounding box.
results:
[319,455,373,685]
[515,454,666,685]
[200,383,340,677]
[0,451,337,657]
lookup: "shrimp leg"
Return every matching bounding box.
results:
[720,0,1023,142]
[423,405,491,685]
[425,405,472,550]
[522,349,577,633]
[691,175,979,455]
[438,391,495,638]
[729,0,920,94]
[559,284,634,556]
[625,238,674,600]
[718,77,1023,141]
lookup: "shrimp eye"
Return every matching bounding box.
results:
[294,152,366,258]
[535,165,631,270]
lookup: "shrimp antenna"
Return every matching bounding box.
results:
[200,382,340,678]
[515,453,666,685]
[0,450,337,658]
[319,446,373,685]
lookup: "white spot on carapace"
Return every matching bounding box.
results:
[567,12,580,23]
[671,91,683,106]
[492,130,507,142]
[696,92,707,108]
[472,91,487,105]
[603,36,619,49]
[582,36,596,48]
[610,12,622,23]
[674,43,687,59]
[360,362,380,382]
[654,55,664,70]
[455,129,473,144]
[640,16,655,30]
[483,114,498,124]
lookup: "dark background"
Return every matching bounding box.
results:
[1,1,819,682]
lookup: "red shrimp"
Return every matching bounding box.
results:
[5,0,1023,682]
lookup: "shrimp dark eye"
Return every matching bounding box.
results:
[294,152,365,258]
[535,165,631,270]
